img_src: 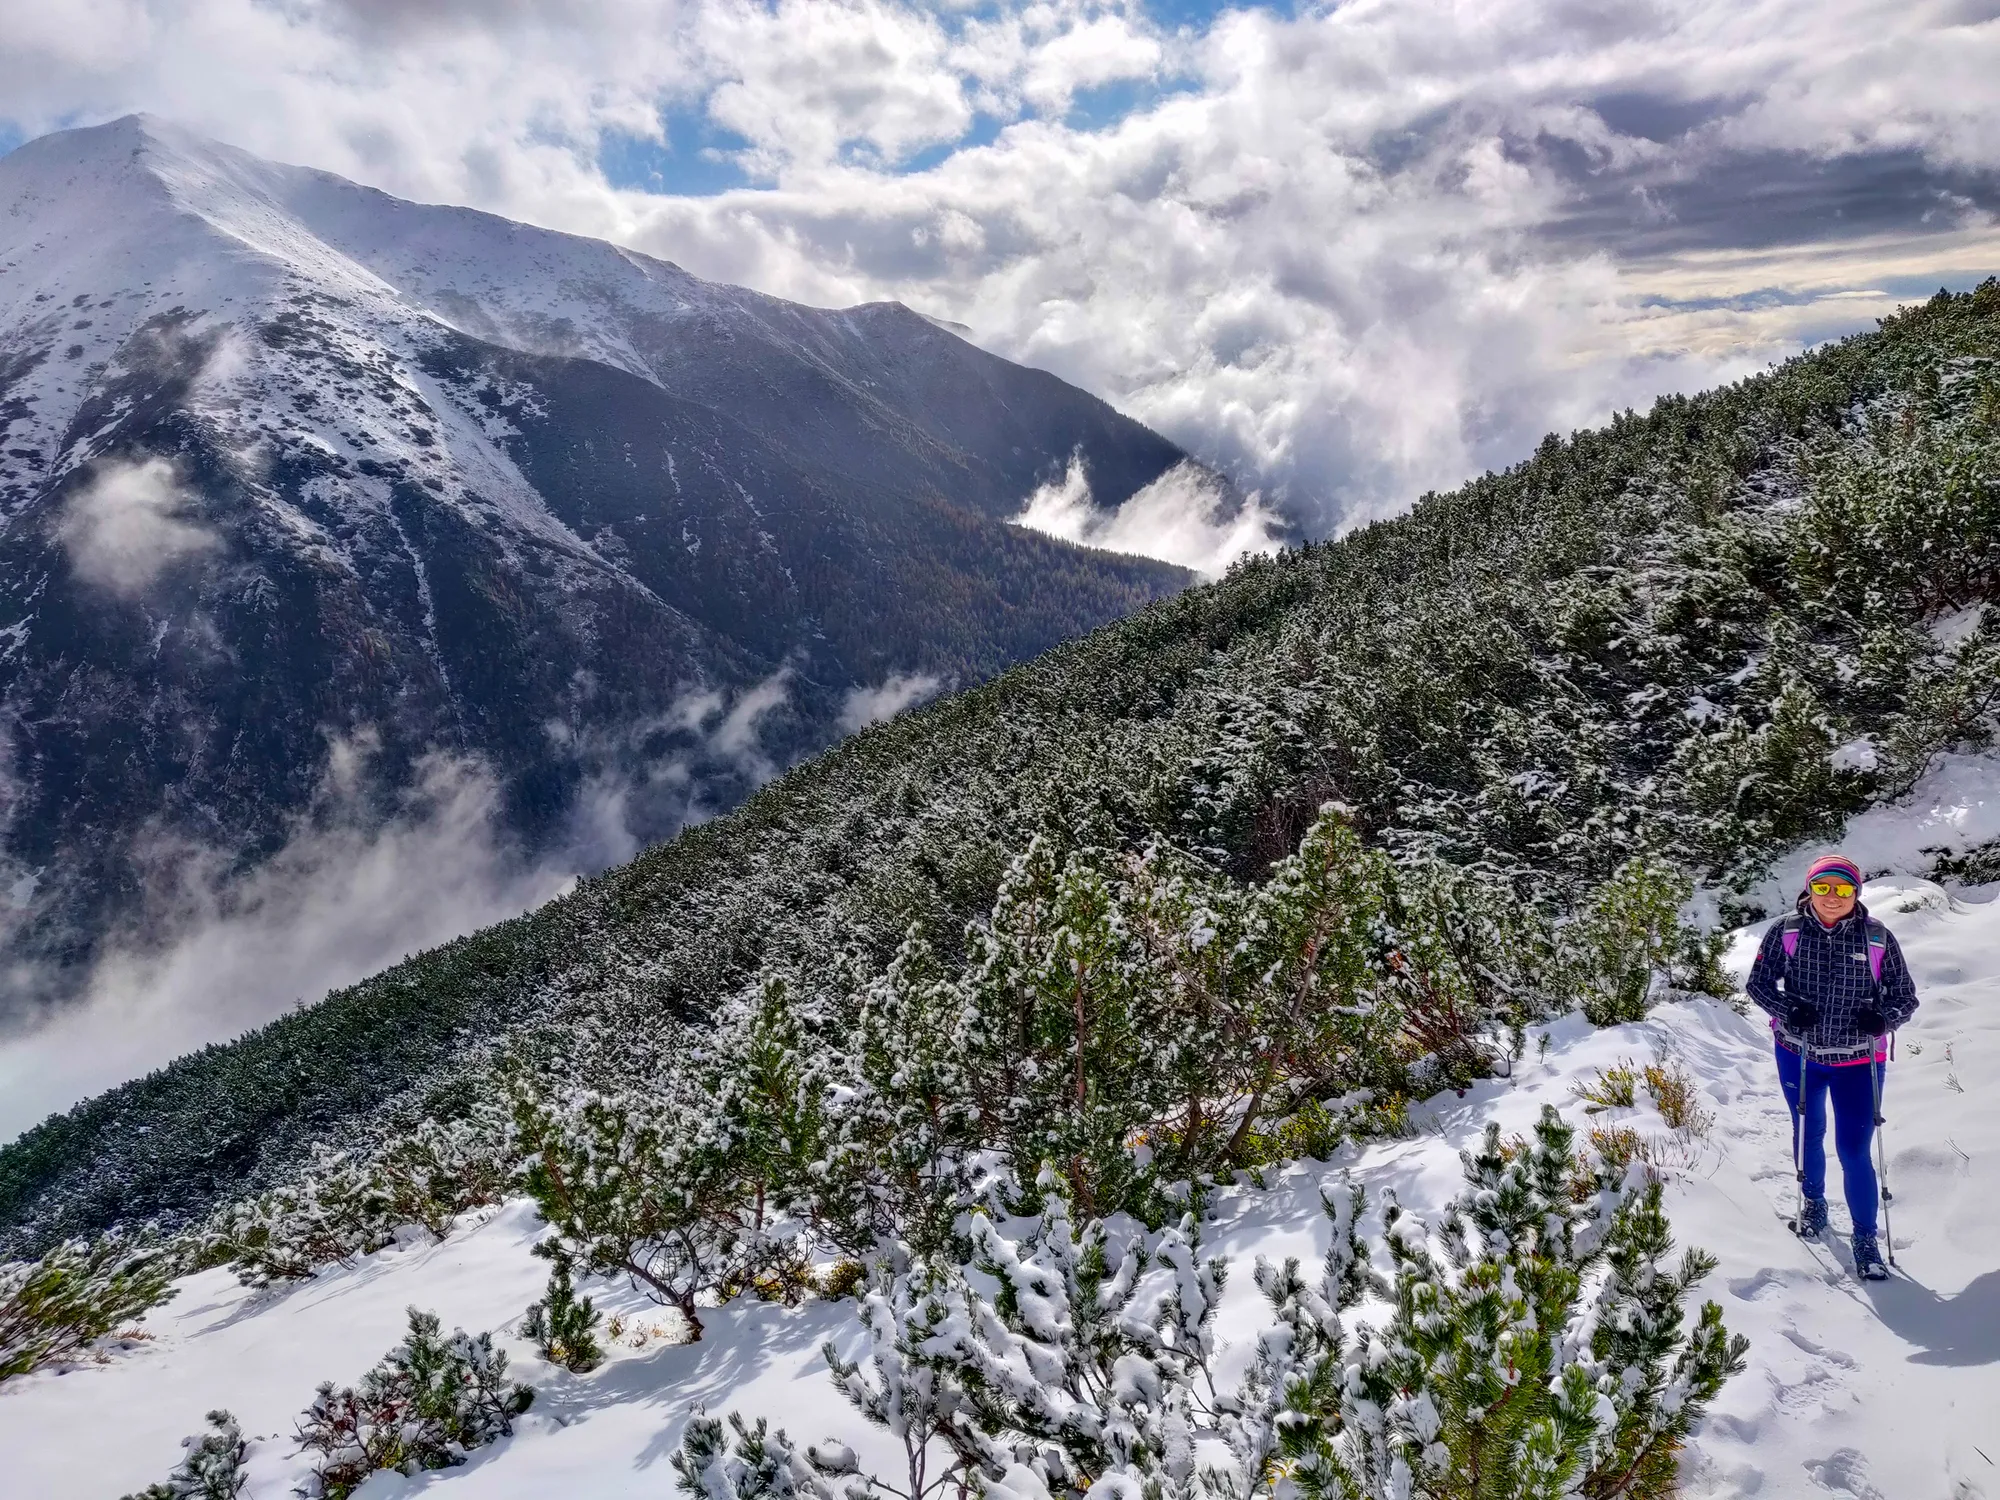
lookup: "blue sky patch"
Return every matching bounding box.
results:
[598,107,755,196]
[584,2,1276,197]
[1140,0,1295,30]
[1876,271,1992,302]
[1064,75,1201,132]
[900,115,1006,175]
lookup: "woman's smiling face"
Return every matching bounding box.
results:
[1810,883,1857,926]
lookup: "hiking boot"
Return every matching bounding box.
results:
[1852,1232,1890,1280]
[1793,1196,1829,1237]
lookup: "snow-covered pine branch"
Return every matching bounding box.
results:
[1,1228,176,1380]
[1233,1106,1747,1500]
[120,1410,248,1500]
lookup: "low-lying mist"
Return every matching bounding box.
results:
[0,664,945,1142]
[1011,457,1285,578]
[0,745,572,1142]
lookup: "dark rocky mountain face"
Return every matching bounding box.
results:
[0,116,1195,1017]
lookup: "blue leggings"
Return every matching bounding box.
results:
[1775,1044,1882,1234]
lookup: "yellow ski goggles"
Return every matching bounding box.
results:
[1809,879,1857,898]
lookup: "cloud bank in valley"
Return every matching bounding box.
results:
[550,668,798,871]
[0,670,801,1139]
[1013,457,1284,577]
[0,740,570,1139]
[5,0,1997,541]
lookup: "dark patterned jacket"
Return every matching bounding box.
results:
[1746,896,1919,1057]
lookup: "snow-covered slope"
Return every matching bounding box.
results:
[0,115,1192,532]
[5,871,1994,1495]
[0,116,1195,1021]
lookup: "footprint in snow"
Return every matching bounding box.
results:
[1771,1359,1849,1418]
[1728,1266,1791,1301]
[1780,1327,1860,1368]
[1805,1447,1888,1499]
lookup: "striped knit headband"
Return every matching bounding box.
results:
[1805,853,1863,891]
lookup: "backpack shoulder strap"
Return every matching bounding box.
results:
[1781,912,1803,959]
[1865,917,1889,986]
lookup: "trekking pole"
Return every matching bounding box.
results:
[1873,1048,1898,1268]
[1792,1074,1807,1232]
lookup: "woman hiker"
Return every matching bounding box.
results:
[1746,853,1919,1279]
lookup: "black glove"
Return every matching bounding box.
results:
[1855,1007,1887,1037]
[1785,1000,1820,1031]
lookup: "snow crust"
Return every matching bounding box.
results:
[1737,751,2000,914]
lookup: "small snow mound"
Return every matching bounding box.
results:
[1740,752,2000,913]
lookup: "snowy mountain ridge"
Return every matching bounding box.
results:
[2,113,1195,531]
[3,114,921,506]
[0,115,1196,1024]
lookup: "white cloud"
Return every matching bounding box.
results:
[708,670,791,766]
[0,738,574,1140]
[543,669,796,869]
[1013,455,1284,576]
[697,0,971,172]
[838,670,943,732]
[1018,13,1161,112]
[57,458,221,593]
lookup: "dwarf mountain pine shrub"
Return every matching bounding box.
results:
[374,1114,514,1239]
[1562,858,1708,1027]
[676,1176,1229,1500]
[196,1112,515,1286]
[196,1148,395,1286]
[514,1086,785,1341]
[525,800,1715,1358]
[674,1413,823,1500]
[522,1261,604,1372]
[808,807,1709,1229]
[680,1106,1743,1500]
[1244,1107,1748,1500]
[0,1228,174,1381]
[295,1306,532,1499]
[122,1409,248,1499]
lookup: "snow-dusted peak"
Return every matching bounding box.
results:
[0,116,276,328]
[2,115,668,375]
[0,120,803,527]
[0,115,1194,1034]
[0,115,986,476]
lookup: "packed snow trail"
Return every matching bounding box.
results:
[1685,876,2000,1499]
[2,878,1996,1496]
